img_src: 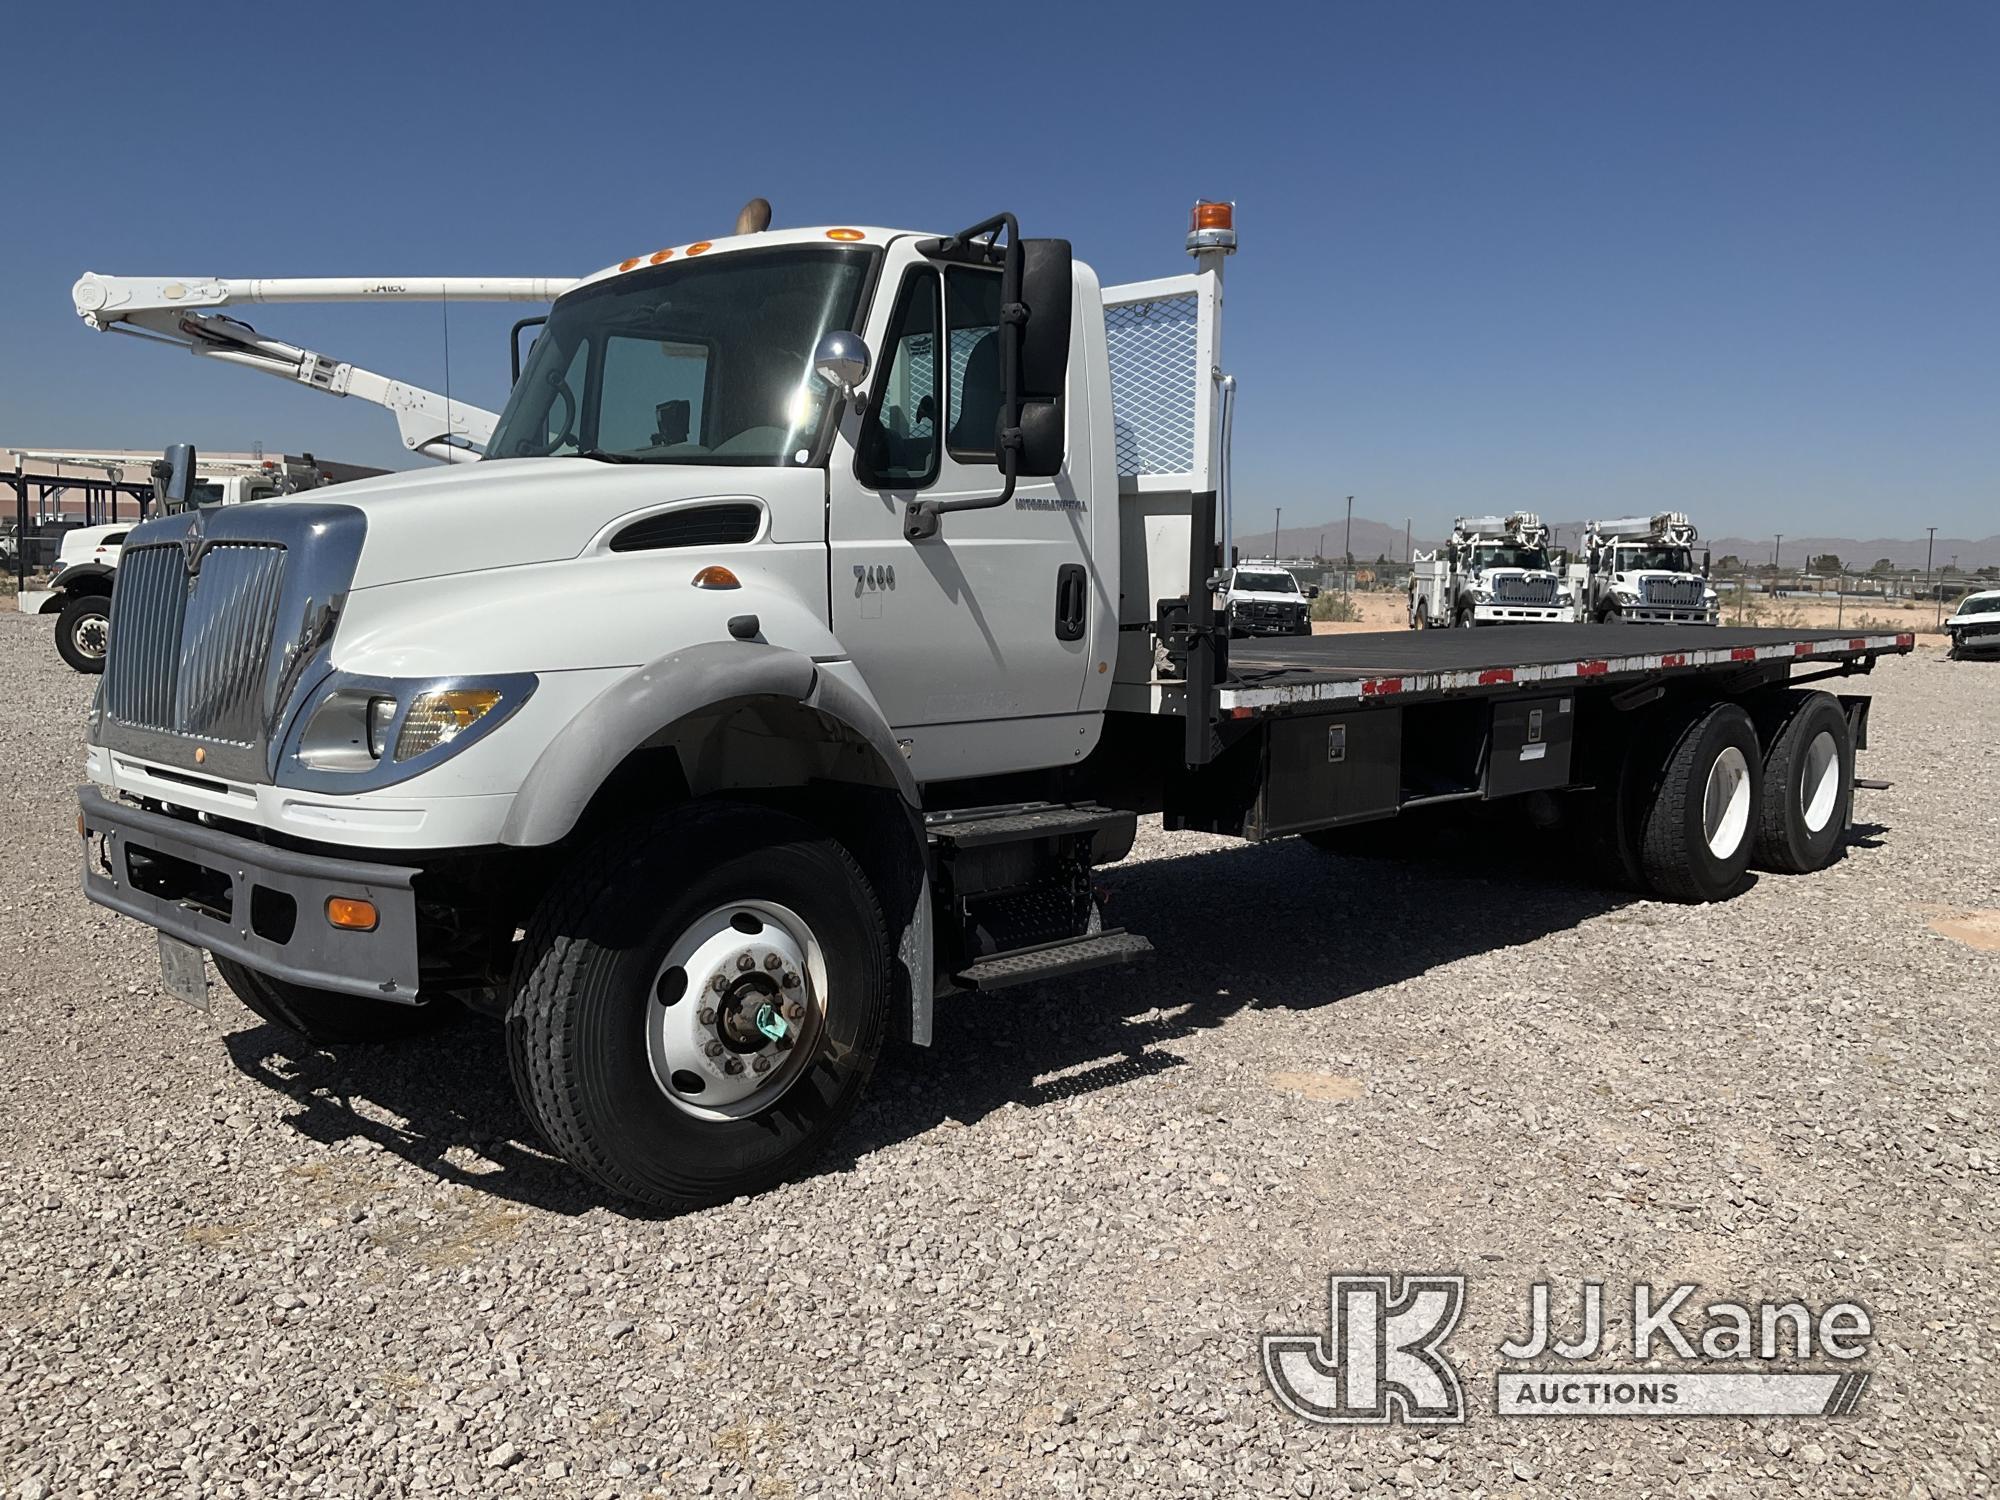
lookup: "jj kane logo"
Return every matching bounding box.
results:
[1264,1276,1873,1426]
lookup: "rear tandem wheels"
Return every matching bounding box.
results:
[1564,685,1855,901]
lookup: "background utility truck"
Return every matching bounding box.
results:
[1572,512,1719,625]
[27,458,327,673]
[78,202,1911,1211]
[1408,514,1574,628]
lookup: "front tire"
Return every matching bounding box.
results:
[1455,602,1476,629]
[215,957,451,1044]
[1752,692,1853,873]
[1637,702,1762,902]
[508,801,890,1211]
[55,593,112,674]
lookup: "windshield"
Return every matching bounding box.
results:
[1958,594,2000,616]
[486,246,877,466]
[1615,545,1694,572]
[1471,545,1547,571]
[1233,571,1298,594]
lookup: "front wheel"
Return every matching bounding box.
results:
[55,593,112,674]
[1455,603,1476,629]
[507,801,890,1211]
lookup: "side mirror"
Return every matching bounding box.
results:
[1012,238,1073,478]
[1305,585,1321,599]
[813,330,870,402]
[151,443,196,513]
[510,316,547,385]
[1702,549,1711,578]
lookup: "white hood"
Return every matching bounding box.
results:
[275,457,824,590]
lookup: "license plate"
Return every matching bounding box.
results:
[158,933,210,1011]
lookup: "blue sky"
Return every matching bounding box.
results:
[3,0,1993,539]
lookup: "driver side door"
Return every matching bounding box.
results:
[827,253,1095,783]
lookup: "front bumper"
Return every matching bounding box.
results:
[1473,604,1574,624]
[1610,602,1717,624]
[1231,612,1311,635]
[79,787,422,1001]
[1949,626,2000,655]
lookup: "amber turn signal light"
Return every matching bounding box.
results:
[326,896,379,932]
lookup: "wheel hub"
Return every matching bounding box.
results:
[76,615,109,657]
[645,901,822,1118]
[1702,745,1752,859]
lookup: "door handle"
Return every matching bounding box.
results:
[1055,564,1086,642]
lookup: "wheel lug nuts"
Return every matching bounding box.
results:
[784,1001,805,1021]
[710,974,728,993]
[698,1007,717,1026]
[724,1056,745,1075]
[752,1057,772,1074]
[780,971,800,989]
[736,953,755,972]
[775,1035,794,1050]
[763,952,783,970]
[704,1041,724,1058]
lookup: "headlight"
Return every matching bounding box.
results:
[395,688,505,760]
[1472,586,1492,602]
[285,673,536,788]
[1613,586,1639,601]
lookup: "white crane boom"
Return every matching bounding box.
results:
[71,273,577,464]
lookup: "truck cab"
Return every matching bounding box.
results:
[1409,513,1574,627]
[1574,513,1718,624]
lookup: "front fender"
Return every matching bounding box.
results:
[500,641,917,846]
[500,641,937,1045]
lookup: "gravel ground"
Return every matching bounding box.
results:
[0,610,1993,1498]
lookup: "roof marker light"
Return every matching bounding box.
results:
[686,241,713,256]
[649,249,674,265]
[826,228,864,241]
[619,257,641,272]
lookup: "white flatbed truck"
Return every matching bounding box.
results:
[76,202,1912,1209]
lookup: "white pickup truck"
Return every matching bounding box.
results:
[78,202,1912,1210]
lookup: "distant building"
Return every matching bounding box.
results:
[4,445,383,526]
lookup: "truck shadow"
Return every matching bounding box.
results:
[220,831,1669,1217]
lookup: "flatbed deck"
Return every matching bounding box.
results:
[1219,625,1915,714]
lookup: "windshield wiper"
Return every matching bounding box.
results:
[572,448,670,465]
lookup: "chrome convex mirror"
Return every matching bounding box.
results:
[812,331,870,402]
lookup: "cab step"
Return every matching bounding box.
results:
[952,929,1154,992]
[926,802,1132,850]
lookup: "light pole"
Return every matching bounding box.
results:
[1344,495,1354,593]
[1273,507,1282,561]
[1925,526,1937,629]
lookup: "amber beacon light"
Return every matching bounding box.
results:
[1187,200,1237,256]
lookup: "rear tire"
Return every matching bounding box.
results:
[1637,702,1762,902]
[55,593,112,674]
[507,801,890,1211]
[215,957,451,1044]
[1751,691,1852,873]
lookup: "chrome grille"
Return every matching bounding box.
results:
[103,546,188,730]
[104,541,287,745]
[1492,575,1557,604]
[1641,577,1704,607]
